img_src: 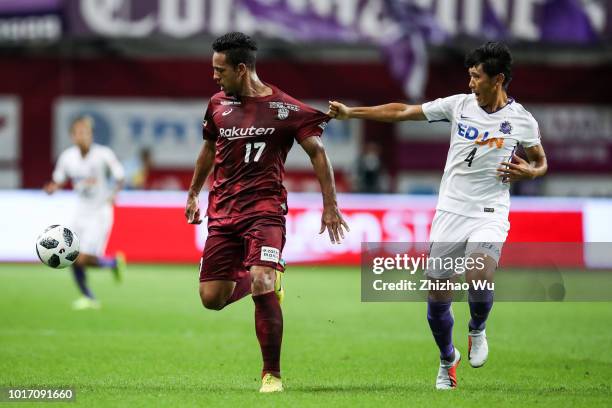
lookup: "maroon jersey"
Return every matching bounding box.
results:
[202,84,329,219]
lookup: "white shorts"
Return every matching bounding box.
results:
[426,210,509,279]
[71,205,113,257]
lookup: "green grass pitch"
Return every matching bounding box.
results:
[1,264,611,407]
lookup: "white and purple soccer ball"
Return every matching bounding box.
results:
[35,225,80,269]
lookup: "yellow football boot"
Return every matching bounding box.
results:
[259,373,283,393]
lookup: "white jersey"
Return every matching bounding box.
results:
[422,93,541,219]
[53,144,125,212]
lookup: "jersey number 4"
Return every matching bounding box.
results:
[245,142,266,163]
[464,147,477,167]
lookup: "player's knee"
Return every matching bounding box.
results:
[203,301,225,311]
[200,296,225,311]
[199,288,226,311]
[250,267,275,294]
[466,253,496,282]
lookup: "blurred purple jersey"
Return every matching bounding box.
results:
[202,83,329,219]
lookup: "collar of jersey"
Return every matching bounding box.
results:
[238,82,279,101]
[477,96,514,115]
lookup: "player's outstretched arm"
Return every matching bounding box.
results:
[497,144,548,182]
[186,139,216,225]
[327,100,427,122]
[300,136,350,244]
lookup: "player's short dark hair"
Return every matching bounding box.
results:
[212,32,258,69]
[70,115,94,131]
[465,42,513,89]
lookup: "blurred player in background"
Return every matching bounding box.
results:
[329,42,547,389]
[185,32,349,393]
[44,116,126,310]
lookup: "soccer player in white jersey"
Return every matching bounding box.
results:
[328,42,547,389]
[44,116,127,310]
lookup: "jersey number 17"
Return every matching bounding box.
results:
[245,142,266,163]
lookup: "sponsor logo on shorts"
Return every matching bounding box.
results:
[484,207,495,213]
[261,246,280,263]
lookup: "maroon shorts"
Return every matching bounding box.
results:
[199,214,286,282]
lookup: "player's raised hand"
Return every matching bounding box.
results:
[185,195,202,225]
[327,101,350,120]
[497,154,535,182]
[319,205,350,244]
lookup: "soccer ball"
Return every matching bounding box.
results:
[35,225,80,269]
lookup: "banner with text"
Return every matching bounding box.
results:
[63,0,611,99]
[2,191,611,267]
[0,0,63,41]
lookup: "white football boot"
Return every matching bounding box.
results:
[72,296,101,310]
[435,349,461,390]
[468,329,488,368]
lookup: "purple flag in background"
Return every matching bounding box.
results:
[239,0,608,100]
[59,0,609,98]
[539,0,598,42]
[380,0,442,101]
[481,1,511,40]
[240,0,441,100]
[238,0,358,42]
[0,0,62,14]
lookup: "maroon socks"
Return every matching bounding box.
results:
[252,292,283,377]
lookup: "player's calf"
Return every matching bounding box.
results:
[465,254,496,322]
[251,266,283,381]
[465,253,495,363]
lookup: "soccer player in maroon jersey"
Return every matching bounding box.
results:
[184,32,349,393]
